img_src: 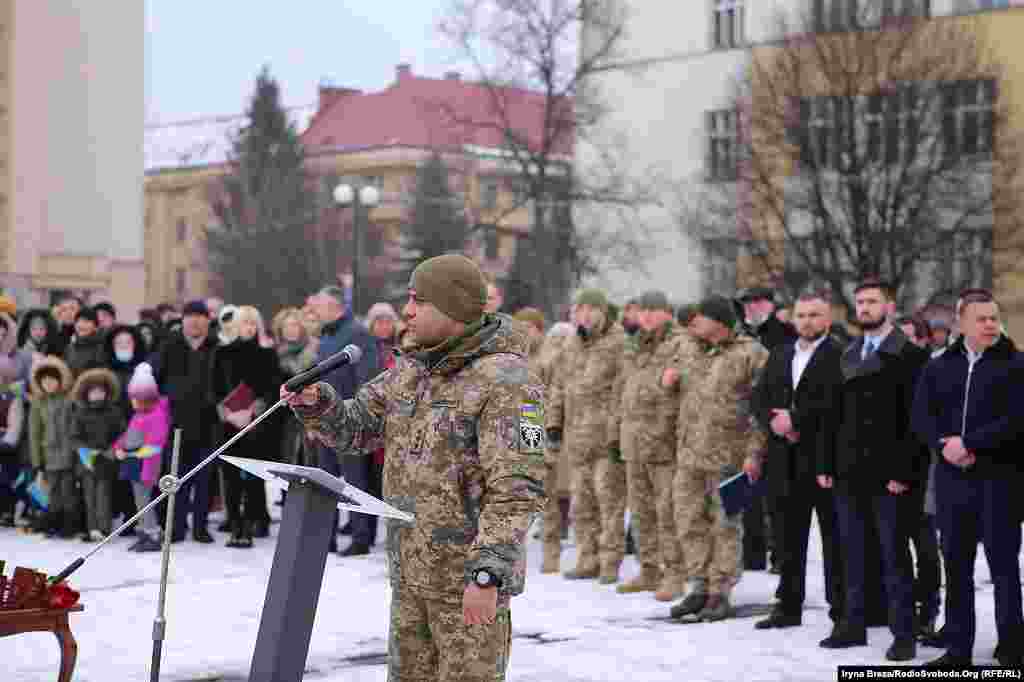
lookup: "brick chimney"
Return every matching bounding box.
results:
[317,86,361,114]
[396,63,413,83]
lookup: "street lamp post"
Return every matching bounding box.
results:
[333,183,380,317]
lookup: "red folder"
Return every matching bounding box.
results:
[220,382,255,413]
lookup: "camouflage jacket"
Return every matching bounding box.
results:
[546,320,624,463]
[677,334,769,473]
[292,314,546,603]
[615,322,692,464]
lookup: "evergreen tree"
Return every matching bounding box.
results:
[207,66,319,315]
[395,154,469,292]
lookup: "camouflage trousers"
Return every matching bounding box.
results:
[571,454,626,572]
[626,458,682,577]
[541,463,563,556]
[674,466,744,595]
[388,583,511,682]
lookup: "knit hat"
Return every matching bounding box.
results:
[409,255,487,324]
[75,306,99,325]
[182,299,209,317]
[697,296,738,330]
[638,290,672,312]
[366,302,399,326]
[513,307,546,332]
[127,362,160,401]
[574,288,608,311]
[0,295,15,317]
[93,301,116,319]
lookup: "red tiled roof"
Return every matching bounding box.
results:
[300,66,573,157]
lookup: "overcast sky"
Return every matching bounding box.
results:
[145,1,458,123]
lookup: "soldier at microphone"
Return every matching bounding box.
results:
[281,255,546,682]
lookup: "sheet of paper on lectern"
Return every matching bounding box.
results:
[221,455,414,523]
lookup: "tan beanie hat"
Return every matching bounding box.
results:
[410,254,487,324]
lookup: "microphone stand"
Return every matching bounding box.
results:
[150,429,182,682]
[50,398,290,585]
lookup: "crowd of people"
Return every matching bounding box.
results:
[0,269,1020,669]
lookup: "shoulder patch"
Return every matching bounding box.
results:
[519,401,546,454]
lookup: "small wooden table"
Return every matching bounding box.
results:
[0,605,84,682]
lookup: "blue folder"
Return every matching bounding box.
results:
[718,471,762,516]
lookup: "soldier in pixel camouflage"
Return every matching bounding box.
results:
[666,296,769,623]
[546,289,627,584]
[283,254,546,682]
[613,291,694,602]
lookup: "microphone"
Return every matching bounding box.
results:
[284,344,363,393]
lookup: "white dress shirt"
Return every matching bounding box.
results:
[792,335,827,389]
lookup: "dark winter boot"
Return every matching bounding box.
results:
[916,602,939,642]
[226,521,253,548]
[670,579,708,620]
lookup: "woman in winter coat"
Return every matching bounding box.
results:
[0,355,26,526]
[69,368,125,541]
[105,324,148,529]
[272,307,318,468]
[209,306,282,547]
[17,309,59,380]
[113,363,170,552]
[28,356,76,537]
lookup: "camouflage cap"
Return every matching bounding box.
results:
[513,307,546,332]
[697,296,737,330]
[638,290,672,312]
[574,288,609,311]
[410,254,487,324]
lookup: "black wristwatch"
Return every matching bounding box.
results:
[472,568,501,589]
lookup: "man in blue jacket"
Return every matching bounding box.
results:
[309,285,379,555]
[912,288,1024,668]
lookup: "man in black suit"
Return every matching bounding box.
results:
[753,290,845,630]
[737,287,798,572]
[818,280,930,662]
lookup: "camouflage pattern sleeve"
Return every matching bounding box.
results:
[606,340,626,447]
[291,373,391,456]
[545,350,566,431]
[465,378,547,590]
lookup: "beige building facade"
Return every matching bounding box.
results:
[0,1,145,318]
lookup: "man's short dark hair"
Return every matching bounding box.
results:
[156,303,177,316]
[796,288,833,305]
[854,279,895,301]
[93,301,116,318]
[956,288,996,319]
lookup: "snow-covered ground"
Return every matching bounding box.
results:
[0,485,1008,682]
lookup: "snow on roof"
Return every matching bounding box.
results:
[145,104,317,173]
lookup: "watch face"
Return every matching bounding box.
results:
[476,571,492,586]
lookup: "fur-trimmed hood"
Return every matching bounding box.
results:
[17,308,59,354]
[71,367,122,406]
[30,355,74,397]
[104,324,148,369]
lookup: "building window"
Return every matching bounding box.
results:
[865,84,920,166]
[176,268,187,297]
[711,0,744,49]
[942,80,995,159]
[706,110,739,181]
[176,218,188,243]
[796,97,844,169]
[701,237,739,296]
[481,181,499,210]
[814,0,858,31]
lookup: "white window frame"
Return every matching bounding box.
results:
[711,0,744,49]
[943,79,995,159]
[706,109,739,181]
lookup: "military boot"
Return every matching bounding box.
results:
[669,579,708,619]
[698,593,732,622]
[563,558,600,580]
[541,543,561,574]
[616,565,661,594]
[598,560,621,585]
[654,572,686,602]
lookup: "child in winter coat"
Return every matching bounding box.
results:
[29,356,76,537]
[69,368,125,541]
[0,356,26,526]
[113,363,170,552]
